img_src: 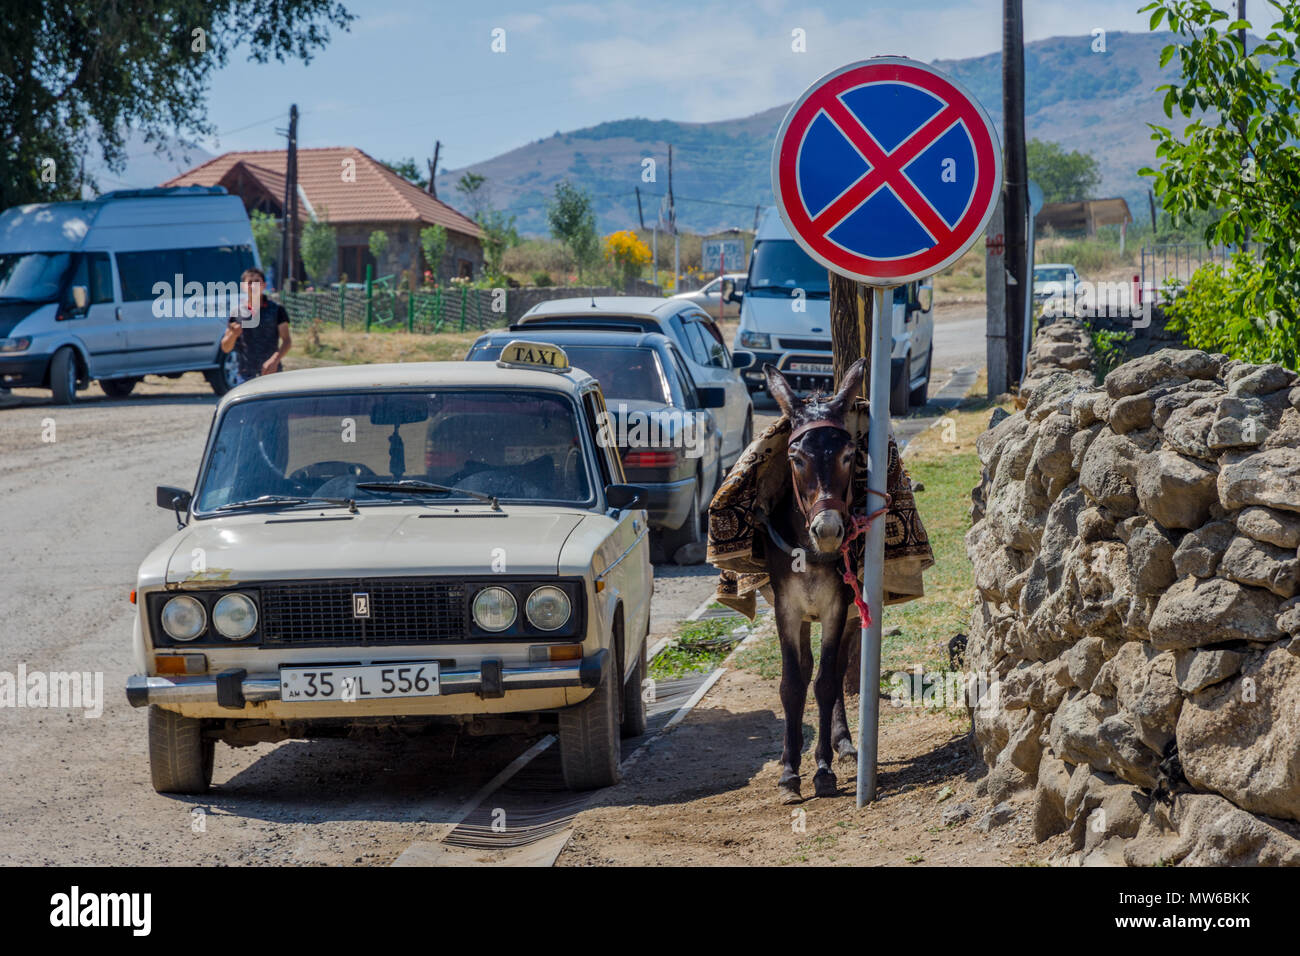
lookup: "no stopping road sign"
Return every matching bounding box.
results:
[772,56,1003,286]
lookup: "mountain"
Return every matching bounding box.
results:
[437,30,1197,237]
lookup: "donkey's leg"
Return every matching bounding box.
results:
[776,608,812,804]
[812,599,849,798]
[832,613,859,763]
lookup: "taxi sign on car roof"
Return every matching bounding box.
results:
[495,340,571,373]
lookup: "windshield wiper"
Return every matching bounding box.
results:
[357,479,501,511]
[216,494,358,514]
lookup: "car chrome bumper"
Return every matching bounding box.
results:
[125,650,608,709]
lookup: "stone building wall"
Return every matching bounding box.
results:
[965,317,1300,864]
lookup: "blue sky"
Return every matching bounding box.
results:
[190,0,1153,173]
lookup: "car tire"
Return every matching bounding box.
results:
[559,650,622,790]
[889,353,911,416]
[660,477,704,565]
[909,352,932,408]
[205,350,240,396]
[48,346,79,405]
[148,705,214,794]
[621,635,648,739]
[100,377,139,399]
[742,410,753,451]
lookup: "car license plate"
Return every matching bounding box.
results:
[789,361,832,374]
[280,662,440,702]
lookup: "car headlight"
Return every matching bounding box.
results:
[739,330,770,349]
[0,336,32,353]
[161,595,207,641]
[212,592,258,640]
[473,586,517,631]
[526,586,571,631]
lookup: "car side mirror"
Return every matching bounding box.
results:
[697,386,727,408]
[730,350,755,370]
[157,486,192,528]
[70,285,89,311]
[722,279,742,304]
[605,483,645,511]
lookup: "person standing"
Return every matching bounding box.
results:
[220,267,292,384]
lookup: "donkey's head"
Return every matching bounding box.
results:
[764,359,866,555]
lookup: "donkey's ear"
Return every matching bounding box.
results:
[827,358,866,416]
[764,363,799,418]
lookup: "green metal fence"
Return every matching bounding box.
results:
[278,282,503,334]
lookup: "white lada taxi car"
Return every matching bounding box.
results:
[127,342,652,794]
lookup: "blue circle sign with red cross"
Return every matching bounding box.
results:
[772,57,1002,286]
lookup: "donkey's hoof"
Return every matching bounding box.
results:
[836,740,858,765]
[778,775,802,804]
[813,769,839,798]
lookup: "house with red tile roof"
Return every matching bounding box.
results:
[163,147,484,286]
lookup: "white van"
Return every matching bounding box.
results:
[729,208,934,414]
[0,186,258,404]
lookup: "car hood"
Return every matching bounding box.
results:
[164,507,587,583]
[0,300,50,337]
[741,292,831,335]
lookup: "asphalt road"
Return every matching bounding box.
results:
[0,306,985,864]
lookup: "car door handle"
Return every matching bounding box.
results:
[115,307,123,321]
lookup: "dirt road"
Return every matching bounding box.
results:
[0,304,989,866]
[0,376,717,865]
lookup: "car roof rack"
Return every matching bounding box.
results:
[97,186,229,201]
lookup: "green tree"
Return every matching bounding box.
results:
[420,224,448,283]
[478,209,520,280]
[1026,139,1101,203]
[301,215,336,287]
[547,181,600,280]
[367,230,390,272]
[455,172,489,219]
[382,157,427,190]
[0,1,353,209]
[1140,0,1300,365]
[249,210,281,276]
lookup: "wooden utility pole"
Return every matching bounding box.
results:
[1002,0,1027,386]
[278,104,299,292]
[830,271,872,698]
[427,140,441,198]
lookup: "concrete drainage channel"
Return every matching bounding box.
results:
[393,598,762,867]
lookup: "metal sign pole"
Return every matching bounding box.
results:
[857,283,893,806]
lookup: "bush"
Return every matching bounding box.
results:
[1165,253,1298,369]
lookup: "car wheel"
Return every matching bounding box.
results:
[148,705,214,794]
[659,475,704,565]
[100,377,139,399]
[205,350,240,396]
[48,346,78,405]
[558,650,622,790]
[909,352,932,408]
[621,634,648,739]
[889,353,911,416]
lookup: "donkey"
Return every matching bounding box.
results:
[760,359,872,803]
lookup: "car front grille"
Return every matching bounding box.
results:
[778,337,831,351]
[260,578,466,647]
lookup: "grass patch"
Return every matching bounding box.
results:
[286,325,488,369]
[649,616,745,680]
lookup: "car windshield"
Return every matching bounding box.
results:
[0,251,72,301]
[747,240,829,297]
[1035,267,1073,283]
[195,389,592,513]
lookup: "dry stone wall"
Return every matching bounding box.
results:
[965,317,1300,865]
